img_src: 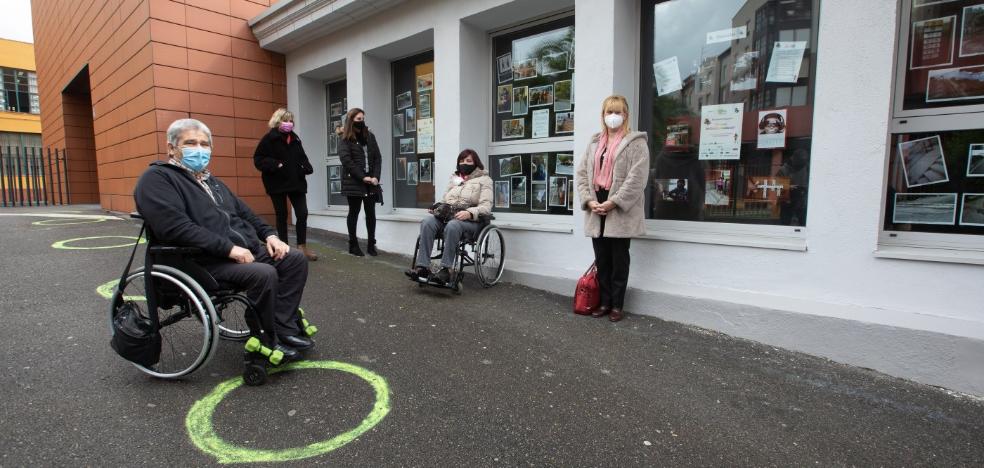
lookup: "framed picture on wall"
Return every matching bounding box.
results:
[396,91,413,110]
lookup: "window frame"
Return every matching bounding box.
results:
[485,10,577,223]
[636,0,816,251]
[878,0,984,262]
[0,67,39,115]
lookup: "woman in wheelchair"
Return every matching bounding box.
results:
[408,149,493,285]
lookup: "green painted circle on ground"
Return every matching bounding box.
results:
[186,360,391,464]
[95,279,146,301]
[33,218,108,226]
[51,236,145,250]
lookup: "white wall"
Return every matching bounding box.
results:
[277,0,984,394]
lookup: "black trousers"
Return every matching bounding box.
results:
[202,248,308,344]
[270,191,308,245]
[346,195,377,244]
[591,190,631,309]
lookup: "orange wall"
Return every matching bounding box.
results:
[32,0,285,215]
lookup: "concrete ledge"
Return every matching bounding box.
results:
[502,268,984,397]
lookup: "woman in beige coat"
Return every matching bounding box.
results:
[575,95,650,321]
[409,149,493,285]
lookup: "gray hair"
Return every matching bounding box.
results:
[167,118,213,148]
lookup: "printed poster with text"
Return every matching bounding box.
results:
[698,103,743,160]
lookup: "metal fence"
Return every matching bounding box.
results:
[0,146,71,207]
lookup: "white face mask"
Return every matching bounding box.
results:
[604,113,624,130]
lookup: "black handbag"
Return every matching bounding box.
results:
[109,224,162,367]
[368,184,384,205]
[431,202,457,223]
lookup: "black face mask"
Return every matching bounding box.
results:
[457,163,476,175]
[353,121,367,130]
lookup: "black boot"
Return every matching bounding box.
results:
[366,240,377,256]
[348,239,364,257]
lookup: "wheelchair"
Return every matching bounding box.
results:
[108,214,317,386]
[409,214,505,294]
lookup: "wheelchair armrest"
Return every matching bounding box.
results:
[148,245,204,255]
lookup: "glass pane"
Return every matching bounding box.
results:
[884,129,984,234]
[644,0,816,226]
[391,52,435,209]
[901,1,984,111]
[488,152,575,214]
[491,16,575,142]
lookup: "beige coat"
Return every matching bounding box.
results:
[442,168,493,221]
[575,131,650,238]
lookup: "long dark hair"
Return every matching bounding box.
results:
[455,149,484,174]
[342,108,367,142]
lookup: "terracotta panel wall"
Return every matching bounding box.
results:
[32,0,285,216]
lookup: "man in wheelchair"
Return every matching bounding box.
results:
[134,118,313,361]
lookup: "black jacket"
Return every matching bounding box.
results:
[253,128,314,195]
[134,162,277,258]
[337,131,382,197]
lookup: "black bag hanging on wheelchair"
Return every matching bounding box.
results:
[109,224,162,367]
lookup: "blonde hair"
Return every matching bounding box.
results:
[268,108,294,128]
[599,95,630,135]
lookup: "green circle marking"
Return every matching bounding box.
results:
[186,360,391,464]
[51,236,145,250]
[33,218,108,226]
[95,279,146,301]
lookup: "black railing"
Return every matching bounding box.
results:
[0,146,71,207]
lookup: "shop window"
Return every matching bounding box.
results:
[391,51,435,209]
[883,1,984,254]
[1,68,39,114]
[640,0,817,227]
[488,14,575,216]
[325,79,347,207]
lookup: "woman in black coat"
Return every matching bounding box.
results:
[337,107,382,256]
[253,108,317,261]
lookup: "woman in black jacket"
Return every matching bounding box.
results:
[337,107,382,256]
[253,108,317,261]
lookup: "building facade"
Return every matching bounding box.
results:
[0,38,42,150]
[251,0,984,395]
[31,0,287,215]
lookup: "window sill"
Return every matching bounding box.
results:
[874,244,984,266]
[310,209,348,218]
[641,222,807,251]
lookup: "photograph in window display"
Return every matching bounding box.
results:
[961,4,984,57]
[497,85,512,113]
[419,158,432,183]
[960,193,984,225]
[405,108,416,133]
[511,176,527,205]
[499,155,523,176]
[531,182,548,211]
[899,135,950,188]
[512,86,529,116]
[494,181,510,208]
[967,143,984,176]
[407,161,418,186]
[497,53,513,83]
[549,176,568,207]
[893,193,957,225]
[531,153,548,181]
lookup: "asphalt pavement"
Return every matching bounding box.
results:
[1,205,983,467]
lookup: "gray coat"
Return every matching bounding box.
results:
[575,131,650,238]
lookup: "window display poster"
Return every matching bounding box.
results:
[757,109,787,149]
[898,135,949,187]
[960,4,984,57]
[706,26,746,45]
[532,109,550,138]
[698,103,743,160]
[765,41,807,83]
[512,26,574,79]
[653,56,683,96]
[497,53,513,83]
[416,118,434,154]
[910,16,956,69]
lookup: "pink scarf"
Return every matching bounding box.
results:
[593,130,625,190]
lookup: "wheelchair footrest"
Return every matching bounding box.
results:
[297,308,318,337]
[244,337,284,365]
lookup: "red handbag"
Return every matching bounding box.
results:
[573,262,600,315]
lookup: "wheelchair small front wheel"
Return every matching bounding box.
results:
[243,363,267,386]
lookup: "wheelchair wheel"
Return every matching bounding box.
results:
[243,363,267,386]
[474,226,505,287]
[109,265,219,379]
[214,294,253,341]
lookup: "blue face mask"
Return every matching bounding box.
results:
[180,146,211,172]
